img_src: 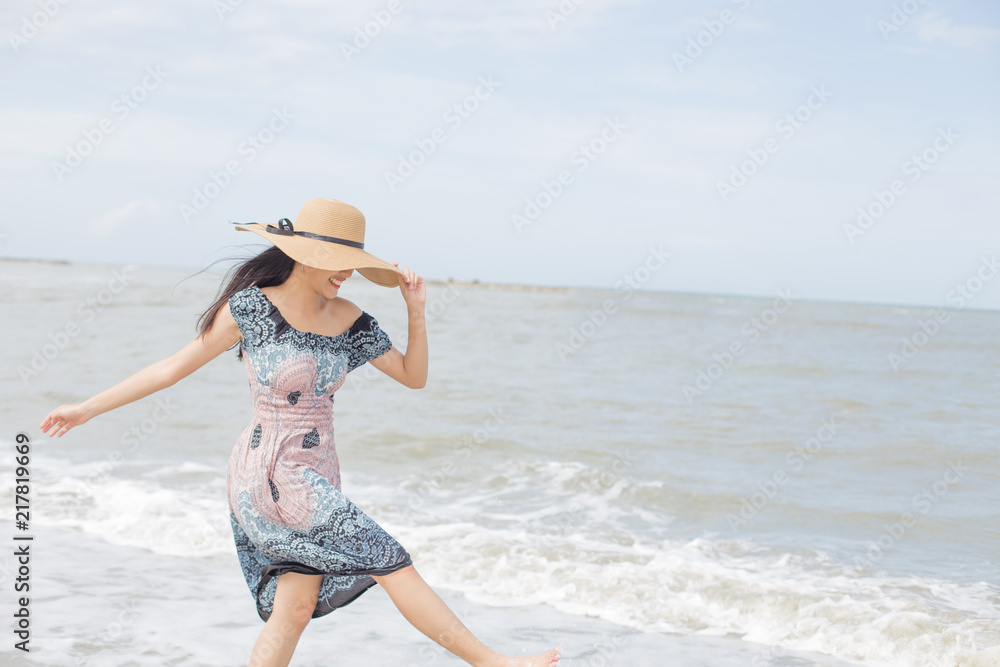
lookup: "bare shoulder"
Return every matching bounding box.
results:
[208,300,242,344]
[216,299,238,325]
[333,296,361,315]
[333,296,364,320]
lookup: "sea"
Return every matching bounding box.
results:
[0,257,997,666]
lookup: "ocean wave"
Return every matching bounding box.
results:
[348,461,1000,667]
[0,451,233,558]
[5,451,997,666]
[382,521,1000,667]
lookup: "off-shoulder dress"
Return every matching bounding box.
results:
[226,284,412,621]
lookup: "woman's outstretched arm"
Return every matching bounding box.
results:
[39,301,243,438]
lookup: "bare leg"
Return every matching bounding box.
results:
[248,572,321,667]
[372,565,561,667]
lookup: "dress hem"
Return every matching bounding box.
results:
[254,554,414,622]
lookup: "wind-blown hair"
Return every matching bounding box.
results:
[194,246,294,359]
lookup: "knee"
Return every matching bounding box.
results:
[270,594,317,633]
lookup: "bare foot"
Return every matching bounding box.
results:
[484,646,562,667]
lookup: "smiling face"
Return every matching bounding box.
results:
[301,263,354,299]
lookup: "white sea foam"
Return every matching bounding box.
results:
[0,452,233,558]
[346,464,1000,667]
[383,520,1000,666]
[4,447,997,666]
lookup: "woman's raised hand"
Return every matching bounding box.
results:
[39,404,91,438]
[394,263,426,309]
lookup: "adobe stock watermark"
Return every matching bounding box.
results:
[383,76,501,192]
[545,0,587,30]
[726,415,840,532]
[400,610,482,667]
[343,281,465,395]
[407,407,506,510]
[682,289,794,402]
[17,266,137,384]
[524,447,637,521]
[672,0,754,73]
[515,447,637,557]
[506,575,669,646]
[69,599,140,667]
[213,0,244,20]
[750,621,813,667]
[423,281,466,324]
[853,460,965,569]
[843,126,958,244]
[887,254,997,372]
[877,0,931,40]
[51,65,169,183]
[179,106,295,223]
[717,85,832,202]
[584,446,638,494]
[341,0,404,62]
[531,502,585,556]
[8,0,72,53]
[556,245,668,361]
[374,280,466,350]
[81,397,178,494]
[183,512,233,557]
[512,116,627,234]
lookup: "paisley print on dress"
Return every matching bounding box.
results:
[225,284,410,622]
[303,428,320,449]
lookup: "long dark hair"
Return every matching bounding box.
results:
[193,246,294,359]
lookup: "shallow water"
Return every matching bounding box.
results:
[1,258,997,666]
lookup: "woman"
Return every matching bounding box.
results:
[39,198,562,667]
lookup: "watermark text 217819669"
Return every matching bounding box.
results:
[13,432,33,652]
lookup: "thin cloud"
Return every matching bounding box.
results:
[916,12,1000,51]
[91,199,163,236]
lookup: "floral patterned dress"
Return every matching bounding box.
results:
[226,284,412,621]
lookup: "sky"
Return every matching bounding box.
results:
[1,0,998,310]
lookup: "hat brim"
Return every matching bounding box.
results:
[234,223,404,288]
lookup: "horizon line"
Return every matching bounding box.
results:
[2,254,998,315]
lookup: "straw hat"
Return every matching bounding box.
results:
[233,198,404,287]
